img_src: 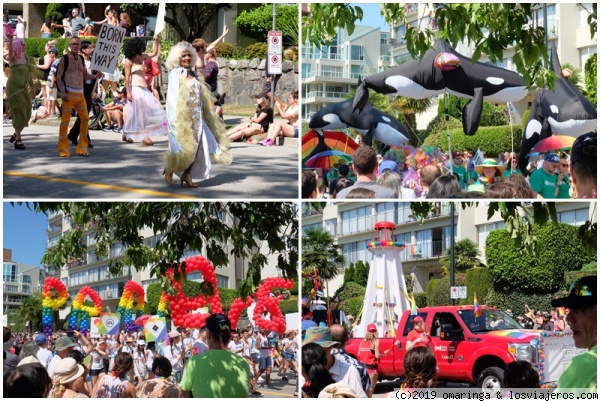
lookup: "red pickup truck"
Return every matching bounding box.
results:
[346,306,540,391]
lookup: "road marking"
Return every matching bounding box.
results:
[4,171,198,199]
[258,389,295,397]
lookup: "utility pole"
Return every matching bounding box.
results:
[449,202,455,306]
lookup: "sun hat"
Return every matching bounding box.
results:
[318,383,358,398]
[53,357,85,385]
[303,327,340,348]
[168,329,181,339]
[366,323,378,333]
[474,159,505,175]
[34,333,48,346]
[551,276,596,310]
[544,153,560,163]
[525,312,536,321]
[54,336,76,351]
[378,160,399,175]
[17,355,43,367]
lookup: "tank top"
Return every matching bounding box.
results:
[94,375,129,398]
[357,340,377,366]
[131,64,147,88]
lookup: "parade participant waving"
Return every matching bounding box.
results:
[356,324,385,397]
[405,316,432,351]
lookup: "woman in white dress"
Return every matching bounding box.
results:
[163,41,231,187]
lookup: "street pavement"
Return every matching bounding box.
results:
[255,371,299,398]
[3,116,299,199]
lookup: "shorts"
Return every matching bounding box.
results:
[258,356,272,370]
[251,354,259,364]
[366,364,378,376]
[90,368,104,376]
[293,126,299,138]
[283,351,295,361]
[46,84,57,101]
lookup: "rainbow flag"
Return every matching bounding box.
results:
[410,293,418,316]
[473,292,481,318]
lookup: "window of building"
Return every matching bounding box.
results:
[3,264,17,282]
[321,66,343,79]
[580,46,596,70]
[557,208,589,226]
[188,271,204,282]
[477,221,506,251]
[324,218,337,237]
[141,279,159,295]
[302,63,312,79]
[376,202,397,223]
[579,3,594,28]
[394,232,412,260]
[87,233,96,246]
[110,242,124,258]
[350,64,364,79]
[217,274,229,288]
[21,274,31,284]
[356,240,369,262]
[302,223,322,235]
[342,242,357,264]
[341,206,371,235]
[350,45,364,61]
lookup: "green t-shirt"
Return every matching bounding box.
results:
[556,345,597,390]
[180,349,251,398]
[450,164,469,189]
[529,168,558,198]
[556,176,571,199]
[502,168,523,178]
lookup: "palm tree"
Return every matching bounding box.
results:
[439,238,484,275]
[389,96,433,146]
[561,62,584,90]
[302,228,346,306]
[18,292,43,334]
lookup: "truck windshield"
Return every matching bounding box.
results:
[457,309,523,333]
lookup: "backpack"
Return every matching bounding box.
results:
[60,54,85,92]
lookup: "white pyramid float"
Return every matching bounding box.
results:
[354,222,411,338]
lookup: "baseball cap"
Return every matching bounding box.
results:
[378,160,399,175]
[366,323,377,333]
[168,330,181,339]
[412,315,424,323]
[551,276,596,310]
[48,47,59,55]
[35,334,48,345]
[452,151,463,158]
[570,132,596,164]
[544,153,560,163]
[118,86,127,94]
[303,327,340,348]
[54,336,76,351]
[137,339,146,346]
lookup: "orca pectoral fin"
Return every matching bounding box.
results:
[462,87,484,135]
[363,122,375,146]
[352,82,369,113]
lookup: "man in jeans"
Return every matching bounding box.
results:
[56,36,102,157]
[255,327,273,389]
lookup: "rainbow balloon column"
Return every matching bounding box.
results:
[69,286,103,336]
[116,281,145,333]
[41,278,69,337]
[157,293,169,317]
[252,277,295,334]
[166,255,224,329]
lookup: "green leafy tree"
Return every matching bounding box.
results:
[437,95,508,128]
[352,260,370,287]
[302,228,345,282]
[26,202,297,299]
[463,267,493,306]
[344,263,356,284]
[18,292,43,333]
[234,4,299,46]
[486,222,594,293]
[439,238,484,274]
[342,296,365,318]
[585,53,597,106]
[333,281,366,303]
[304,3,598,90]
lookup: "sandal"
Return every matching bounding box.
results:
[142,138,154,146]
[9,133,16,143]
[122,135,134,144]
[14,140,26,150]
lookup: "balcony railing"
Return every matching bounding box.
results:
[67,256,87,269]
[302,51,343,60]
[305,91,348,99]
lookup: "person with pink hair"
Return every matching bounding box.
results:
[5,33,41,149]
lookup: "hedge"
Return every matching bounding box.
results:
[333,282,366,303]
[486,223,594,294]
[352,261,369,287]
[424,124,523,155]
[244,42,268,60]
[438,95,509,128]
[432,274,465,306]
[426,278,439,307]
[585,53,597,107]
[279,298,299,315]
[484,288,559,316]
[342,296,365,318]
[414,292,427,308]
[464,267,493,306]
[144,283,164,315]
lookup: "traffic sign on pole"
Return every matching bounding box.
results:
[268,30,282,75]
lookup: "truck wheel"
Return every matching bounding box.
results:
[477,367,504,391]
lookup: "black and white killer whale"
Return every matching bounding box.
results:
[518,44,597,172]
[308,97,409,147]
[352,39,528,135]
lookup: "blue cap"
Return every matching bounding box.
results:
[35,334,47,345]
[544,153,560,163]
[378,160,399,175]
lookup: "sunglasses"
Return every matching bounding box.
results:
[560,164,568,167]
[569,283,593,297]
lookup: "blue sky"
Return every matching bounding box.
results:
[3,203,48,267]
[352,3,389,31]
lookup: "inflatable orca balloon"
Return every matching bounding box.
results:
[352,39,528,135]
[308,96,409,147]
[518,44,597,173]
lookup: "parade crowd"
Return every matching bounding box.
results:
[4,313,299,398]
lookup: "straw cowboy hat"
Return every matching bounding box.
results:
[53,357,85,385]
[475,159,505,175]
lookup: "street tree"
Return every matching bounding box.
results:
[17,292,43,333]
[302,227,346,300]
[303,3,597,90]
[19,202,297,299]
[121,3,231,42]
[439,238,484,275]
[234,4,299,45]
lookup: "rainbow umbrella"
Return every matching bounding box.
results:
[302,130,359,163]
[305,150,352,169]
[528,135,575,155]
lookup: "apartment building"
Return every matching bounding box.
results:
[3,249,44,313]
[301,25,392,119]
[302,202,594,295]
[45,209,288,316]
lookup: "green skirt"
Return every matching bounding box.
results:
[6,63,32,130]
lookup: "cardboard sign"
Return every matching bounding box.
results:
[91,312,121,337]
[144,316,167,343]
[91,24,126,73]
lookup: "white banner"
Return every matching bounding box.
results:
[154,3,166,35]
[539,333,587,383]
[285,312,299,331]
[90,24,126,73]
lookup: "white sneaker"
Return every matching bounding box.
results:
[257,377,264,383]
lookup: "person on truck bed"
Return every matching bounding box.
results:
[402,316,432,351]
[551,275,597,390]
